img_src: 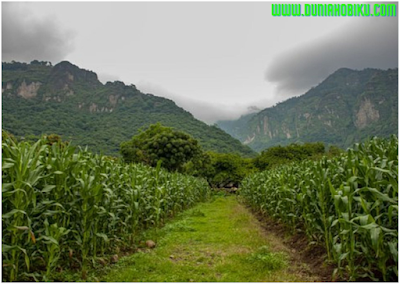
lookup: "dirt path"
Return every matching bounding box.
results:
[97,196,327,282]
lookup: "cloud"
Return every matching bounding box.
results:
[2,2,75,63]
[136,81,265,124]
[97,72,120,84]
[265,15,398,97]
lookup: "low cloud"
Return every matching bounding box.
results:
[2,3,75,63]
[136,81,266,124]
[265,16,398,97]
[98,72,120,84]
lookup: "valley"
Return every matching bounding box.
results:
[2,61,398,282]
[2,2,398,282]
[218,68,398,151]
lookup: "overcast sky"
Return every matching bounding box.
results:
[2,1,398,123]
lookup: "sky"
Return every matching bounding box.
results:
[2,1,398,123]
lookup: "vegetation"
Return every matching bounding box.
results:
[119,123,339,190]
[253,142,326,171]
[195,142,336,187]
[97,196,315,282]
[3,60,398,282]
[2,135,210,281]
[203,152,255,187]
[217,112,256,142]
[2,60,255,157]
[240,136,398,281]
[120,124,254,187]
[120,124,201,172]
[217,68,398,151]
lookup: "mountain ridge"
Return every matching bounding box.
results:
[217,67,398,151]
[2,60,256,157]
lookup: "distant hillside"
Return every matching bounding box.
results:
[217,68,398,151]
[2,61,256,157]
[217,112,256,142]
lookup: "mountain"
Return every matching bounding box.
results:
[217,112,256,142]
[217,68,398,152]
[2,60,256,157]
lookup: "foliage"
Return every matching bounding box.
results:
[30,60,52,66]
[240,136,398,281]
[207,152,255,187]
[181,151,214,180]
[42,134,70,149]
[120,124,256,186]
[327,145,343,157]
[217,112,256,142]
[2,135,210,281]
[184,151,256,187]
[120,123,201,172]
[253,142,325,171]
[217,68,398,152]
[2,60,255,157]
[2,129,17,143]
[187,142,330,188]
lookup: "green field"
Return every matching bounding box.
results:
[2,135,398,281]
[241,136,398,281]
[2,136,209,281]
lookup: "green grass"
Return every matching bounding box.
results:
[96,196,314,282]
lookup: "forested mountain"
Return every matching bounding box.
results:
[217,68,398,152]
[217,112,256,143]
[2,61,255,157]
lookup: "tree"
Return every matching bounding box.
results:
[209,153,252,187]
[183,151,255,187]
[254,142,326,171]
[182,151,214,180]
[120,123,201,172]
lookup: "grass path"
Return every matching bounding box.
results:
[97,196,319,282]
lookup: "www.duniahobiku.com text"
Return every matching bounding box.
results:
[272,3,397,17]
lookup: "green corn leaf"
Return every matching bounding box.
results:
[370,227,381,248]
[2,183,14,191]
[339,252,349,261]
[388,242,398,261]
[40,235,59,245]
[41,185,56,193]
[3,209,27,219]
[366,187,395,203]
[14,226,29,231]
[96,233,109,242]
[2,162,14,169]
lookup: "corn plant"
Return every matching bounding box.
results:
[2,135,210,281]
[240,136,398,281]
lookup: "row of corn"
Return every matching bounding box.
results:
[240,136,398,281]
[2,136,210,281]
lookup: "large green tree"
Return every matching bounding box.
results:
[184,151,255,187]
[120,123,201,172]
[253,142,326,171]
[207,152,255,187]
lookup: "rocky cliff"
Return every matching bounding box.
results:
[2,61,256,157]
[217,68,398,151]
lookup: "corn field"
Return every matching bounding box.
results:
[2,136,210,281]
[240,136,398,281]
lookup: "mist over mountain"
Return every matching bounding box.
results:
[217,67,398,152]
